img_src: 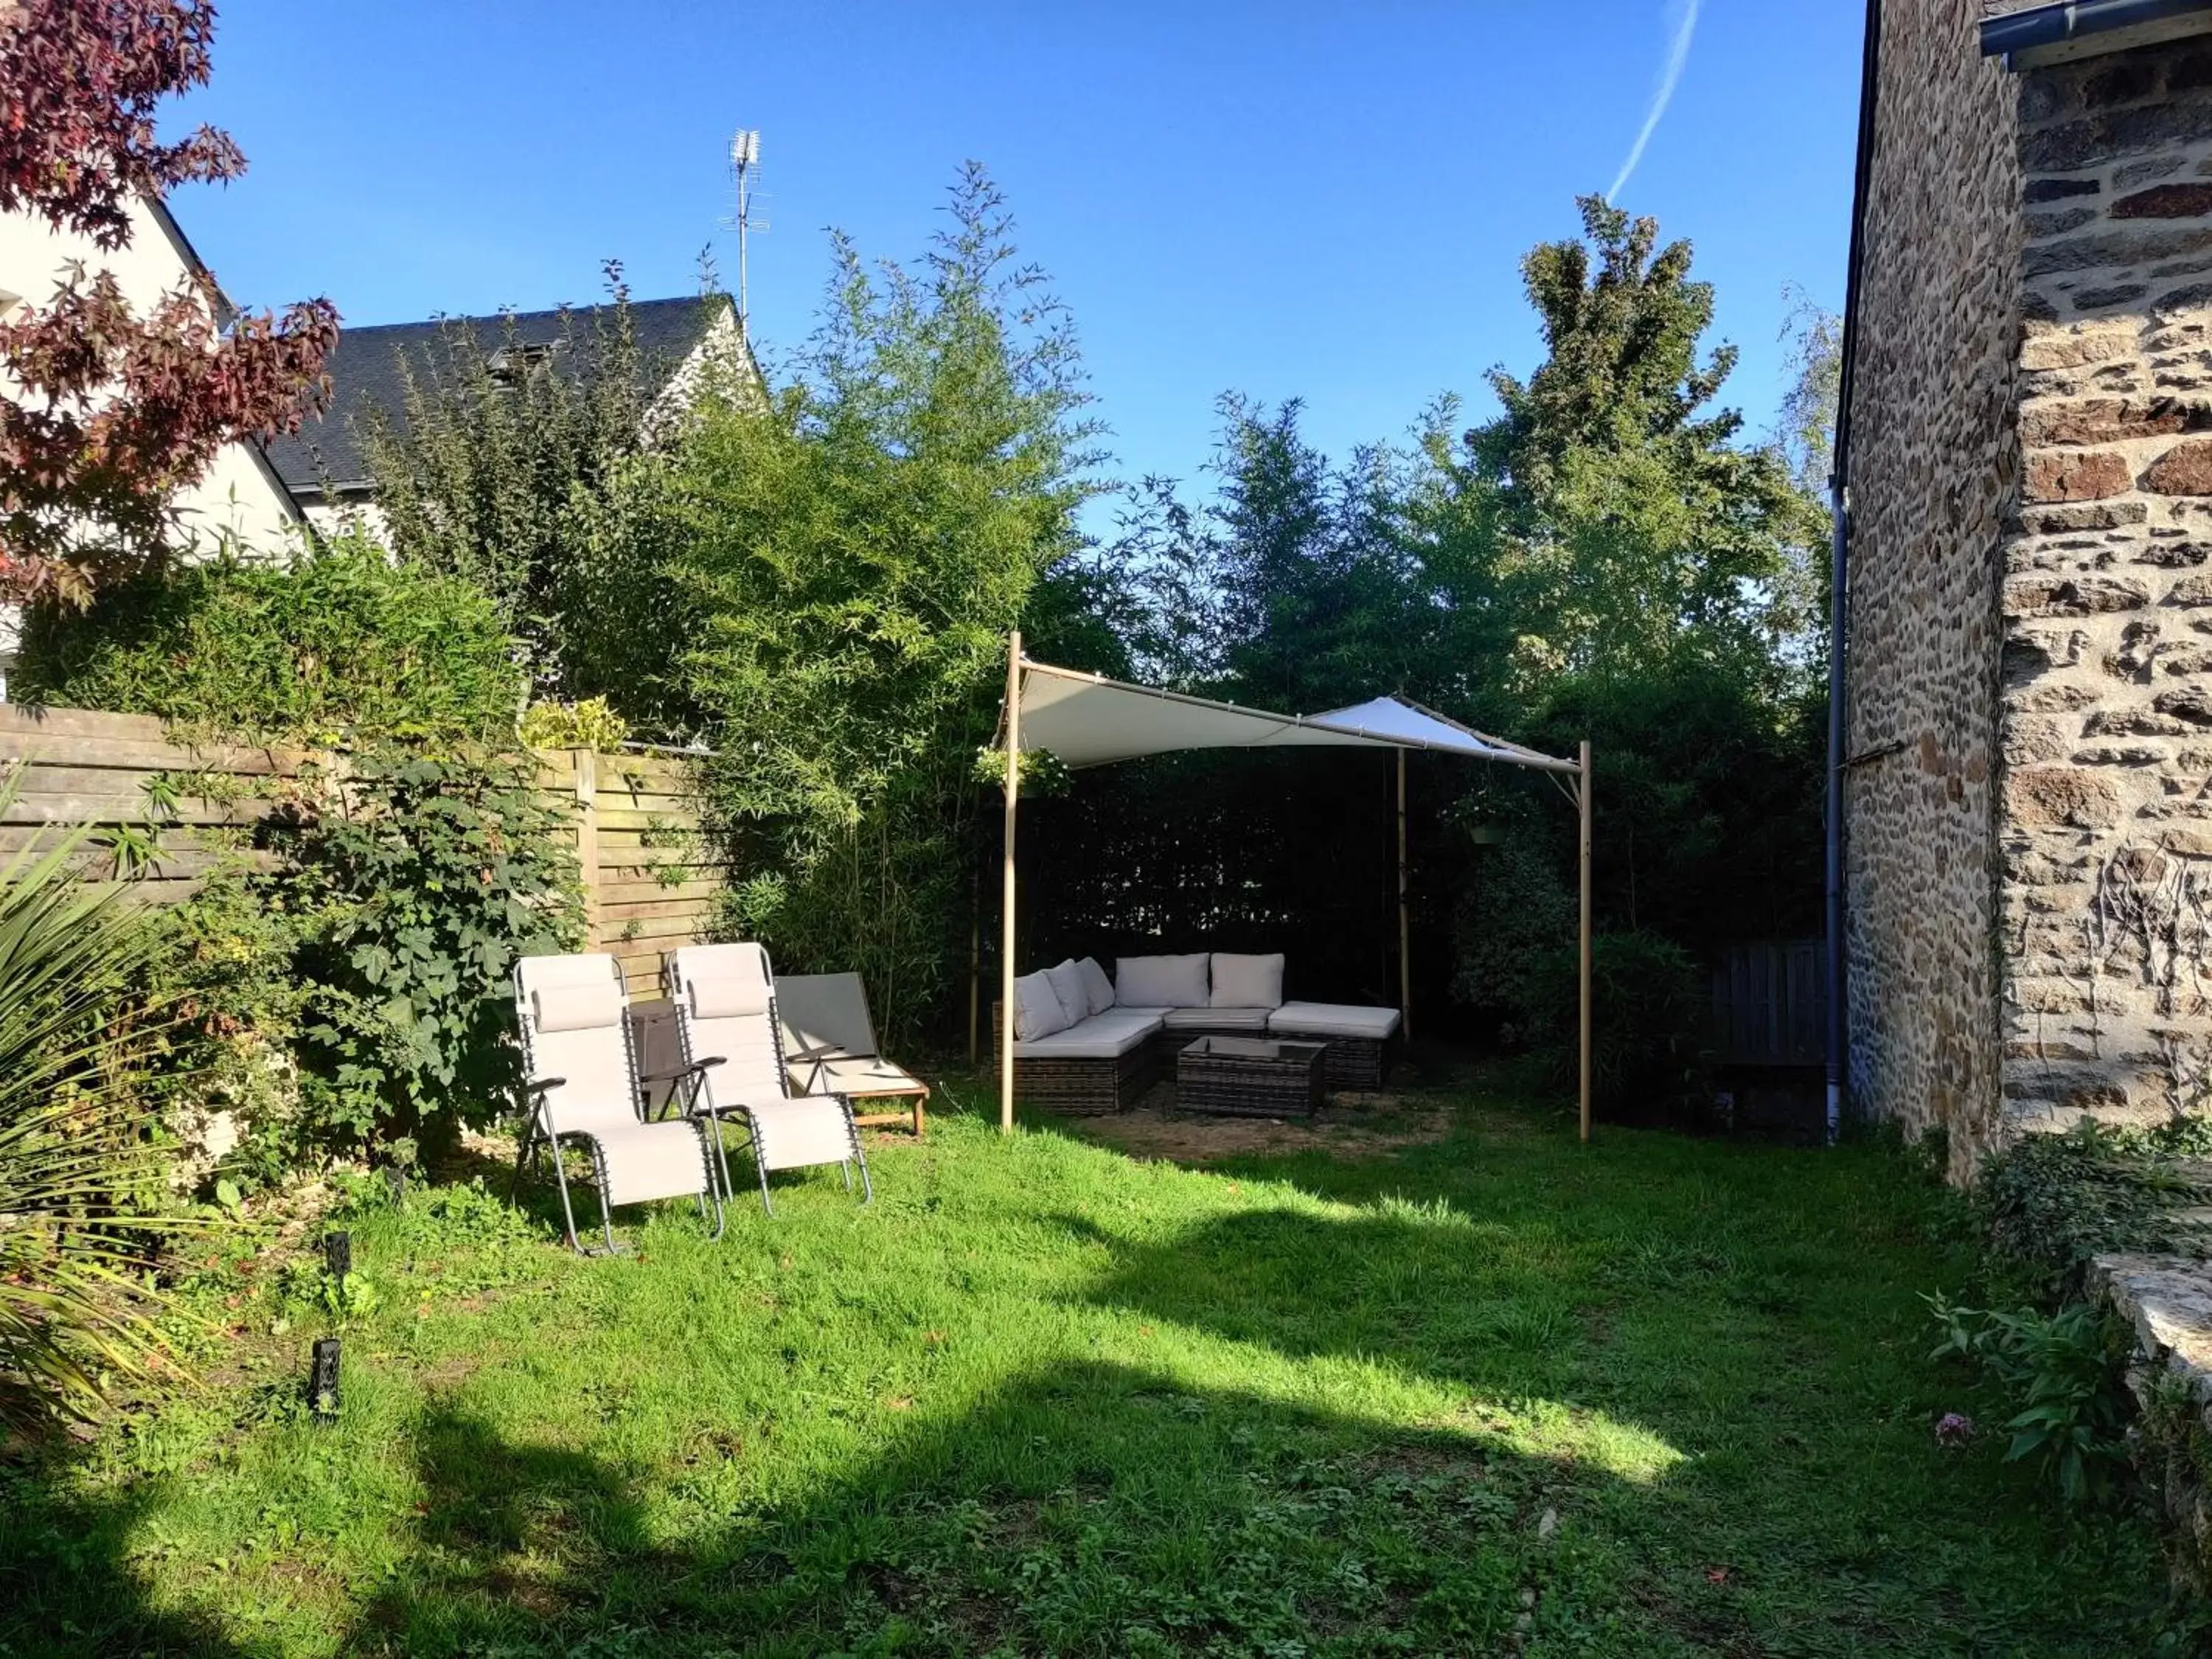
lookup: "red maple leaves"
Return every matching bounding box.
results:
[0,0,337,602]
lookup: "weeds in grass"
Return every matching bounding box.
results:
[1927,1293,2135,1504]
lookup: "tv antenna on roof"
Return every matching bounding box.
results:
[724,128,768,347]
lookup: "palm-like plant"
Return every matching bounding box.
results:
[0,775,198,1430]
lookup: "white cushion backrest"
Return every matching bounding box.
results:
[534,981,625,1032]
[1045,960,1091,1029]
[1210,952,1286,1009]
[1076,956,1116,1015]
[1012,970,1072,1040]
[669,942,787,1104]
[1116,953,1210,1009]
[775,973,878,1061]
[515,953,637,1135]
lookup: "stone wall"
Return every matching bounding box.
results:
[2001,39,2212,1136]
[1843,0,2020,1174]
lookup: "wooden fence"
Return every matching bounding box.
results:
[538,745,723,993]
[1710,939,1826,1069]
[0,704,723,995]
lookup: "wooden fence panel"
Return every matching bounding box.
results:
[0,709,728,992]
[535,746,723,994]
[1711,940,1826,1068]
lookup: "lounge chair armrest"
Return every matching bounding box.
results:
[639,1056,724,1084]
[786,1042,853,1062]
[525,1076,566,1096]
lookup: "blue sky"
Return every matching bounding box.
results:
[170,0,1863,504]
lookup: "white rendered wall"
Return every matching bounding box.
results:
[0,194,302,560]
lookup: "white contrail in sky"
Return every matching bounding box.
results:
[1607,0,1703,202]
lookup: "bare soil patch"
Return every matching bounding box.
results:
[1068,1082,1454,1163]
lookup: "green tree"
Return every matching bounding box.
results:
[668,164,1099,1043]
[1419,199,1829,1099]
[1435,195,1825,689]
[358,269,720,717]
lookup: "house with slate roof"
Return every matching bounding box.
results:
[267,293,750,535]
[1836,0,2212,1172]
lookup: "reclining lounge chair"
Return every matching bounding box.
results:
[666,942,871,1216]
[774,970,931,1135]
[512,951,724,1255]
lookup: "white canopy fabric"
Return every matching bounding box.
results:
[1015,661,1577,775]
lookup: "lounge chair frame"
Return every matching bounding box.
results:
[512,956,725,1255]
[664,945,872,1217]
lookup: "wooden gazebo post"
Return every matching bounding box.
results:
[1000,632,1022,1134]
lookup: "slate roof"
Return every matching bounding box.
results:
[267,293,729,496]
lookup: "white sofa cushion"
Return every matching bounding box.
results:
[1014,1018,1155,1060]
[1045,960,1092,1030]
[1085,1009,1166,1039]
[1162,1006,1270,1031]
[1267,1001,1402,1041]
[1210,952,1284,1009]
[1012,970,1074,1040]
[1075,956,1116,1015]
[1116,953,1210,1008]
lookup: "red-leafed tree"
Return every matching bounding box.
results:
[0,0,338,603]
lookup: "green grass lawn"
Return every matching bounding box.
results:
[0,1075,2194,1657]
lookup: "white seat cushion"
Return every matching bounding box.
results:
[1267,1001,1402,1041]
[1013,1009,1161,1059]
[1162,1006,1271,1032]
[532,981,625,1033]
[1210,953,1284,1009]
[1012,970,1074,1040]
[1045,960,1092,1030]
[1116,953,1210,1008]
[573,1120,712,1207]
[743,1098,860,1170]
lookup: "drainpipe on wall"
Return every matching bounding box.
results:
[1824,484,1849,1147]
[1826,0,1884,1146]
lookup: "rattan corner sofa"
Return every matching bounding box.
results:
[989,951,1402,1114]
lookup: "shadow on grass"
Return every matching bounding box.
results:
[334,1371,1614,1657]
[0,1461,249,1658]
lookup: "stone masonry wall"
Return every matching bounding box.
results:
[2002,40,2212,1136]
[1843,0,2018,1175]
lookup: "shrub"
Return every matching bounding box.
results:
[1474,910,1711,1116]
[1929,1293,2134,1505]
[1975,1118,2212,1293]
[13,531,525,747]
[0,796,201,1430]
[133,863,308,1192]
[265,748,582,1161]
[518,696,630,752]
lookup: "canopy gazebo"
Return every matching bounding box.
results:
[992,635,1595,1135]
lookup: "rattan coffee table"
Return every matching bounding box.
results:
[1175,1035,1328,1118]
